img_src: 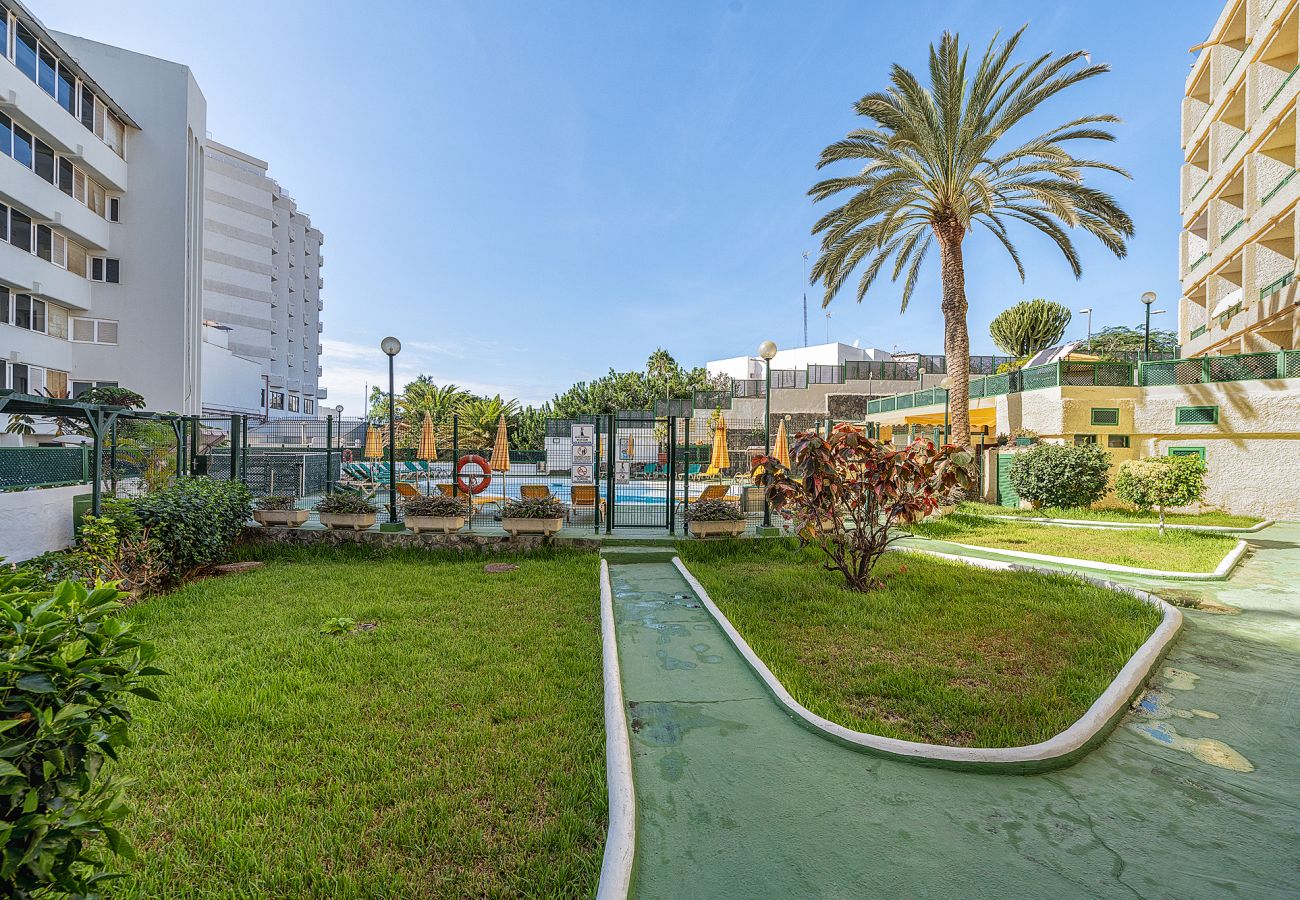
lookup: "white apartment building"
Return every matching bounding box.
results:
[0,0,327,438]
[201,140,326,418]
[1180,0,1300,355]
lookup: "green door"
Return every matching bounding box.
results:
[996,453,1019,508]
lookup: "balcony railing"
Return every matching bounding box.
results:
[1220,218,1245,243]
[1259,271,1294,299]
[1189,178,1211,205]
[864,361,1134,414]
[1190,324,1208,339]
[1259,168,1299,205]
[1262,63,1300,111]
[1190,252,1211,270]
[1220,131,1247,161]
[1139,350,1299,386]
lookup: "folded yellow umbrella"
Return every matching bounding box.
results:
[774,417,791,468]
[418,412,438,461]
[363,425,382,460]
[705,418,729,476]
[489,415,511,472]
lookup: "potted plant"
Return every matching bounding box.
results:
[685,498,747,538]
[315,493,377,531]
[252,495,309,527]
[500,496,566,537]
[403,493,470,534]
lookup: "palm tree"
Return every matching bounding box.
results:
[808,28,1133,446]
[397,378,469,437]
[456,395,522,449]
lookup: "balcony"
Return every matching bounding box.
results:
[0,240,91,311]
[0,62,128,192]
[0,158,111,251]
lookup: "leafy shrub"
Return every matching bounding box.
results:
[21,550,95,585]
[315,493,376,515]
[0,572,162,897]
[500,496,566,519]
[128,478,252,576]
[403,494,469,518]
[754,430,973,591]
[320,616,357,635]
[1008,443,1111,509]
[1114,455,1207,535]
[255,495,299,511]
[684,498,744,521]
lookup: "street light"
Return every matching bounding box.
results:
[1141,291,1157,360]
[758,340,778,529]
[380,336,401,526]
[1078,307,1093,350]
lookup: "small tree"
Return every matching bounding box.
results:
[753,428,974,591]
[1114,455,1206,535]
[989,299,1073,358]
[1007,442,1111,509]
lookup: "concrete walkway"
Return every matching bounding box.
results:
[608,523,1300,898]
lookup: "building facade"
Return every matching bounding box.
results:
[202,140,326,418]
[0,1,327,438]
[1180,0,1300,356]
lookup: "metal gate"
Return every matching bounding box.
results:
[597,412,671,529]
[996,452,1019,507]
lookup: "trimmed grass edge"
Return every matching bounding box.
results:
[597,560,636,900]
[977,513,1275,534]
[672,551,1183,775]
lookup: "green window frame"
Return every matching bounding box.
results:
[1073,434,1098,445]
[1107,435,1130,449]
[1169,446,1207,463]
[1090,407,1120,426]
[1175,405,1219,426]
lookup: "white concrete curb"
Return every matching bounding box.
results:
[595,560,636,900]
[672,554,1183,773]
[914,536,1250,580]
[981,513,1274,534]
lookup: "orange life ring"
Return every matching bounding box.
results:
[456,455,493,494]
[341,448,354,463]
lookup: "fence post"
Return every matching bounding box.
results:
[593,417,601,533]
[451,415,459,499]
[605,414,615,534]
[1279,350,1287,380]
[667,416,677,534]
[325,415,334,494]
[80,444,89,483]
[229,416,240,479]
[681,417,690,534]
[1202,357,1213,384]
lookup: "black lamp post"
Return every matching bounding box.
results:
[1141,291,1157,361]
[758,340,777,528]
[381,336,401,525]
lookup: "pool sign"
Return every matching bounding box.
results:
[615,461,630,484]
[571,424,596,484]
[572,442,594,464]
[571,463,594,485]
[571,424,594,443]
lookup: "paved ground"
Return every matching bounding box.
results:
[608,523,1300,899]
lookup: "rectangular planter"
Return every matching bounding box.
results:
[318,512,377,531]
[688,519,748,539]
[405,515,466,535]
[253,509,310,527]
[501,517,563,537]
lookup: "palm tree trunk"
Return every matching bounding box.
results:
[936,225,972,447]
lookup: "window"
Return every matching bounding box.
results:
[80,85,95,131]
[304,399,315,415]
[0,113,10,158]
[109,197,119,222]
[0,13,7,70]
[89,257,121,283]
[1089,408,1120,427]
[1169,447,1207,463]
[35,223,51,261]
[56,64,75,114]
[33,139,54,183]
[37,46,57,97]
[1073,434,1098,446]
[15,23,38,83]
[12,363,30,393]
[70,317,117,344]
[9,208,32,252]
[12,122,32,169]
[1107,435,1130,449]
[71,380,117,399]
[1175,405,1219,426]
[58,157,74,196]
[288,395,300,412]
[66,240,87,279]
[0,286,7,324]
[14,294,47,333]
[269,391,285,410]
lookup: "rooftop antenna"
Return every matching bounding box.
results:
[802,250,810,347]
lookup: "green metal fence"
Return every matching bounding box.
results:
[867,360,1134,414]
[0,446,89,489]
[1138,350,1298,385]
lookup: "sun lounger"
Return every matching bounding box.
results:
[567,485,606,522]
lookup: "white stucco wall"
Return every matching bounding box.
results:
[0,484,87,563]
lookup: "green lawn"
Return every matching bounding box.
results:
[109,547,605,899]
[910,513,1239,572]
[678,539,1163,747]
[958,501,1261,528]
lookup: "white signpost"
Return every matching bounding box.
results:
[615,461,630,484]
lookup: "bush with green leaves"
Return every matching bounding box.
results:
[989,298,1072,358]
[255,495,299,511]
[127,478,252,576]
[684,498,744,522]
[402,494,470,518]
[0,572,163,898]
[500,496,566,519]
[315,493,376,515]
[1114,455,1207,535]
[1007,442,1111,509]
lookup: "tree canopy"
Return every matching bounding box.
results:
[989,299,1072,358]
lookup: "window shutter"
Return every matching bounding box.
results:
[97,320,118,344]
[1175,406,1218,426]
[72,318,95,342]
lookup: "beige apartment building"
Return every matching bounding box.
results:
[1181,0,1300,355]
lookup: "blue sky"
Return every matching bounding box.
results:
[39,0,1222,414]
